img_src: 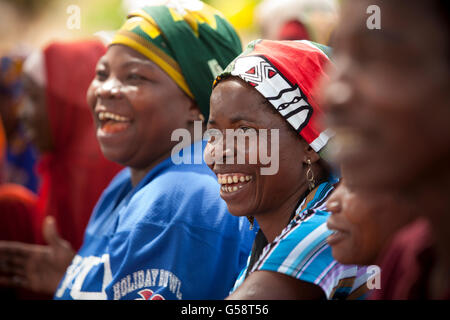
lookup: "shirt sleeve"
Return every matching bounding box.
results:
[251,211,372,300]
[252,211,337,294]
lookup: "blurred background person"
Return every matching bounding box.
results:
[0,39,123,299]
[255,0,339,43]
[0,52,42,299]
[323,0,450,299]
[19,39,123,249]
[0,54,39,192]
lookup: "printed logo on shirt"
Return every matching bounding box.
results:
[111,268,183,300]
[55,254,183,300]
[135,289,165,300]
[55,254,112,300]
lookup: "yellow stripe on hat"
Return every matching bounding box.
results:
[167,5,220,37]
[111,30,194,99]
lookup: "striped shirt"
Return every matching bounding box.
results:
[231,178,371,300]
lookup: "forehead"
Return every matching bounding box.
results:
[100,44,156,68]
[211,78,267,113]
[335,0,445,52]
[210,78,280,124]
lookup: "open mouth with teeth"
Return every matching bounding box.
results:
[217,173,253,193]
[97,111,132,134]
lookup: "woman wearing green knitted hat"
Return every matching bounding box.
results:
[0,1,255,300]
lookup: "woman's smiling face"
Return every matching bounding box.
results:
[323,0,450,193]
[206,77,312,217]
[87,44,194,170]
[326,175,414,266]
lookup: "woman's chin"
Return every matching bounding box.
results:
[224,201,255,219]
[99,146,131,167]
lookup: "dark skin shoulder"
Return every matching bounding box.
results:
[227,270,325,300]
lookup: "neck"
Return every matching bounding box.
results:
[129,126,203,187]
[255,185,309,243]
[130,150,172,187]
[409,166,450,254]
[404,165,450,298]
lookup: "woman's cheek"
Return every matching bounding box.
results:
[86,81,98,108]
[203,142,215,169]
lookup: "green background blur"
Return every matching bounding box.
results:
[0,0,262,53]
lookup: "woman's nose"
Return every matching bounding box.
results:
[321,55,354,115]
[95,78,122,99]
[326,199,342,215]
[204,133,235,166]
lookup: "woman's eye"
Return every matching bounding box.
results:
[205,128,222,143]
[237,126,256,134]
[127,74,146,81]
[96,70,108,80]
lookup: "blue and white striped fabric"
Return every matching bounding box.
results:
[231,178,371,300]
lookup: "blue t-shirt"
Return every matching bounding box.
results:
[54,141,256,300]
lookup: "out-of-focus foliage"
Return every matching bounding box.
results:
[0,0,264,52]
[82,0,126,32]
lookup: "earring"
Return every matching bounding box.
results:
[198,114,205,122]
[247,216,254,230]
[306,159,315,191]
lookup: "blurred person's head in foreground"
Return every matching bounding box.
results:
[323,0,449,196]
[255,0,339,44]
[323,0,450,299]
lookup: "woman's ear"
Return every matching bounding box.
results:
[186,100,204,123]
[303,144,321,164]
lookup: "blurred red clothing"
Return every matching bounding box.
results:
[1,40,122,250]
[0,183,37,243]
[370,218,450,300]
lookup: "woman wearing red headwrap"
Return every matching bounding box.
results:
[207,39,369,300]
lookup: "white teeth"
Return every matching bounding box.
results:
[218,174,252,186]
[98,111,129,122]
[221,184,244,193]
[218,174,253,193]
